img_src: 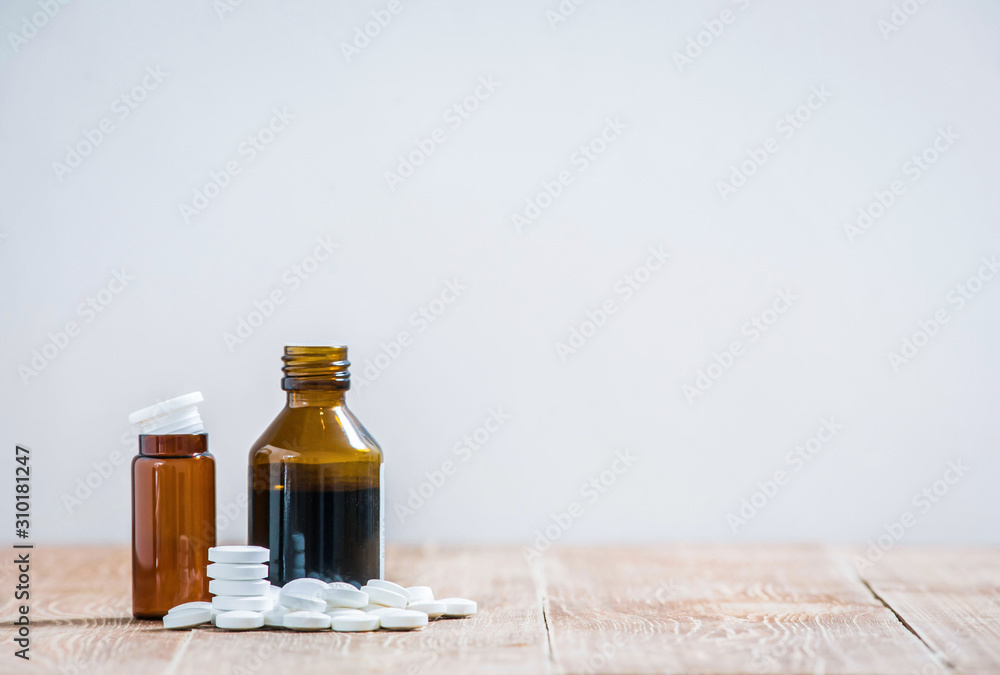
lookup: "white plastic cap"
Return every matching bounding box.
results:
[128,392,206,435]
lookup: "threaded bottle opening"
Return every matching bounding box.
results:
[282,345,350,390]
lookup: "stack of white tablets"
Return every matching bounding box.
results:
[162,545,477,633]
[208,546,273,630]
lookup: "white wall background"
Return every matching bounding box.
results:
[2,0,998,547]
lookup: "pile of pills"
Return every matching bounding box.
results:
[163,546,477,632]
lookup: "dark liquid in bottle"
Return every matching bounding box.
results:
[251,470,379,586]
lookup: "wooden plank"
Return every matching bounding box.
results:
[175,544,549,675]
[541,543,947,674]
[9,544,1000,674]
[0,546,191,675]
[853,546,1000,675]
[0,545,549,675]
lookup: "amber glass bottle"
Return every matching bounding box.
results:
[130,393,215,619]
[249,346,383,587]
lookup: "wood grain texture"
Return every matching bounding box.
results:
[0,545,548,675]
[540,543,947,674]
[3,544,999,674]
[0,546,192,675]
[175,544,549,675]
[852,546,1000,675]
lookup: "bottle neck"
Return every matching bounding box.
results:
[138,434,209,457]
[287,390,347,408]
[282,345,350,390]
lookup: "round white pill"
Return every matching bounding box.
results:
[262,606,292,627]
[283,611,332,631]
[167,601,213,615]
[439,598,477,617]
[406,586,434,603]
[208,546,270,564]
[326,608,365,618]
[379,609,428,631]
[280,592,326,613]
[366,606,406,617]
[281,578,328,597]
[323,587,369,609]
[361,585,407,609]
[162,607,212,629]
[207,563,268,580]
[212,595,273,612]
[331,614,380,632]
[327,581,358,591]
[209,579,270,596]
[215,610,265,630]
[366,579,410,601]
[407,600,446,619]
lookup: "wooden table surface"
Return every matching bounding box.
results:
[1,544,998,675]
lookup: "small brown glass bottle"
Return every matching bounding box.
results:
[249,346,383,587]
[129,392,216,619]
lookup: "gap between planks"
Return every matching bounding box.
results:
[530,553,557,674]
[856,575,955,671]
[541,544,951,675]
